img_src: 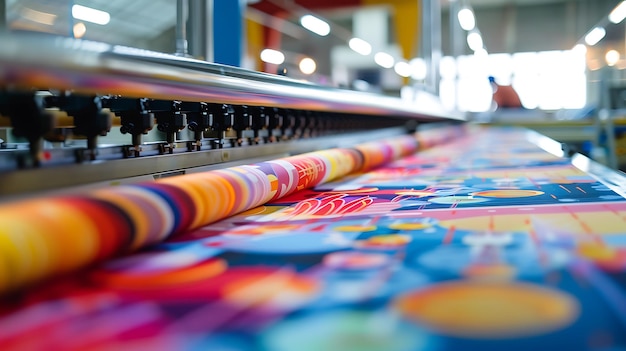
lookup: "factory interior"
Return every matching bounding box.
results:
[1,0,626,350]
[3,0,626,170]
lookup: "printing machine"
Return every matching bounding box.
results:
[6,33,626,351]
[0,32,461,198]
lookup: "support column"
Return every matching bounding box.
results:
[213,0,243,66]
[503,3,516,54]
[176,0,189,56]
[420,0,442,94]
[187,0,213,62]
[449,0,463,110]
[186,0,242,66]
[450,0,464,58]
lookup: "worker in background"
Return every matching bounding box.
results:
[489,76,523,110]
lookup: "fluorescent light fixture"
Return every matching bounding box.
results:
[457,8,475,31]
[374,52,395,68]
[300,15,330,36]
[394,61,412,77]
[349,37,372,55]
[606,49,620,66]
[410,58,427,80]
[584,27,606,46]
[609,1,626,24]
[71,4,110,25]
[21,8,57,26]
[467,31,483,51]
[299,57,317,75]
[260,48,285,65]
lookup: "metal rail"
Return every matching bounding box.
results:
[0,32,462,121]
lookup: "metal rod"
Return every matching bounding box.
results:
[176,0,189,56]
[0,33,463,121]
[449,0,463,110]
[206,0,214,62]
[420,0,442,95]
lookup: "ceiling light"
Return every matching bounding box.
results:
[299,57,317,75]
[457,8,475,31]
[585,27,606,46]
[300,15,330,36]
[609,1,626,24]
[374,52,395,68]
[71,4,110,25]
[409,58,427,80]
[606,50,620,66]
[260,49,285,65]
[394,61,412,77]
[73,22,87,38]
[467,31,483,51]
[349,38,372,56]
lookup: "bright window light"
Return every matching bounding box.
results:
[609,1,626,24]
[474,48,488,58]
[444,48,586,112]
[457,78,492,112]
[439,56,456,79]
[439,79,456,110]
[410,57,428,80]
[467,31,483,51]
[260,49,285,65]
[572,43,587,55]
[374,52,395,68]
[394,61,412,77]
[71,4,110,25]
[584,27,606,46]
[563,47,587,72]
[486,53,512,83]
[299,57,317,75]
[349,38,372,55]
[300,15,330,36]
[457,8,475,31]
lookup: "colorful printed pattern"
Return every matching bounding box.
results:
[0,134,420,294]
[1,125,626,351]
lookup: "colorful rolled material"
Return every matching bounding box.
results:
[0,132,430,295]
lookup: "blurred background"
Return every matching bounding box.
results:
[4,0,626,168]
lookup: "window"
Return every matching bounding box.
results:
[440,49,587,112]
